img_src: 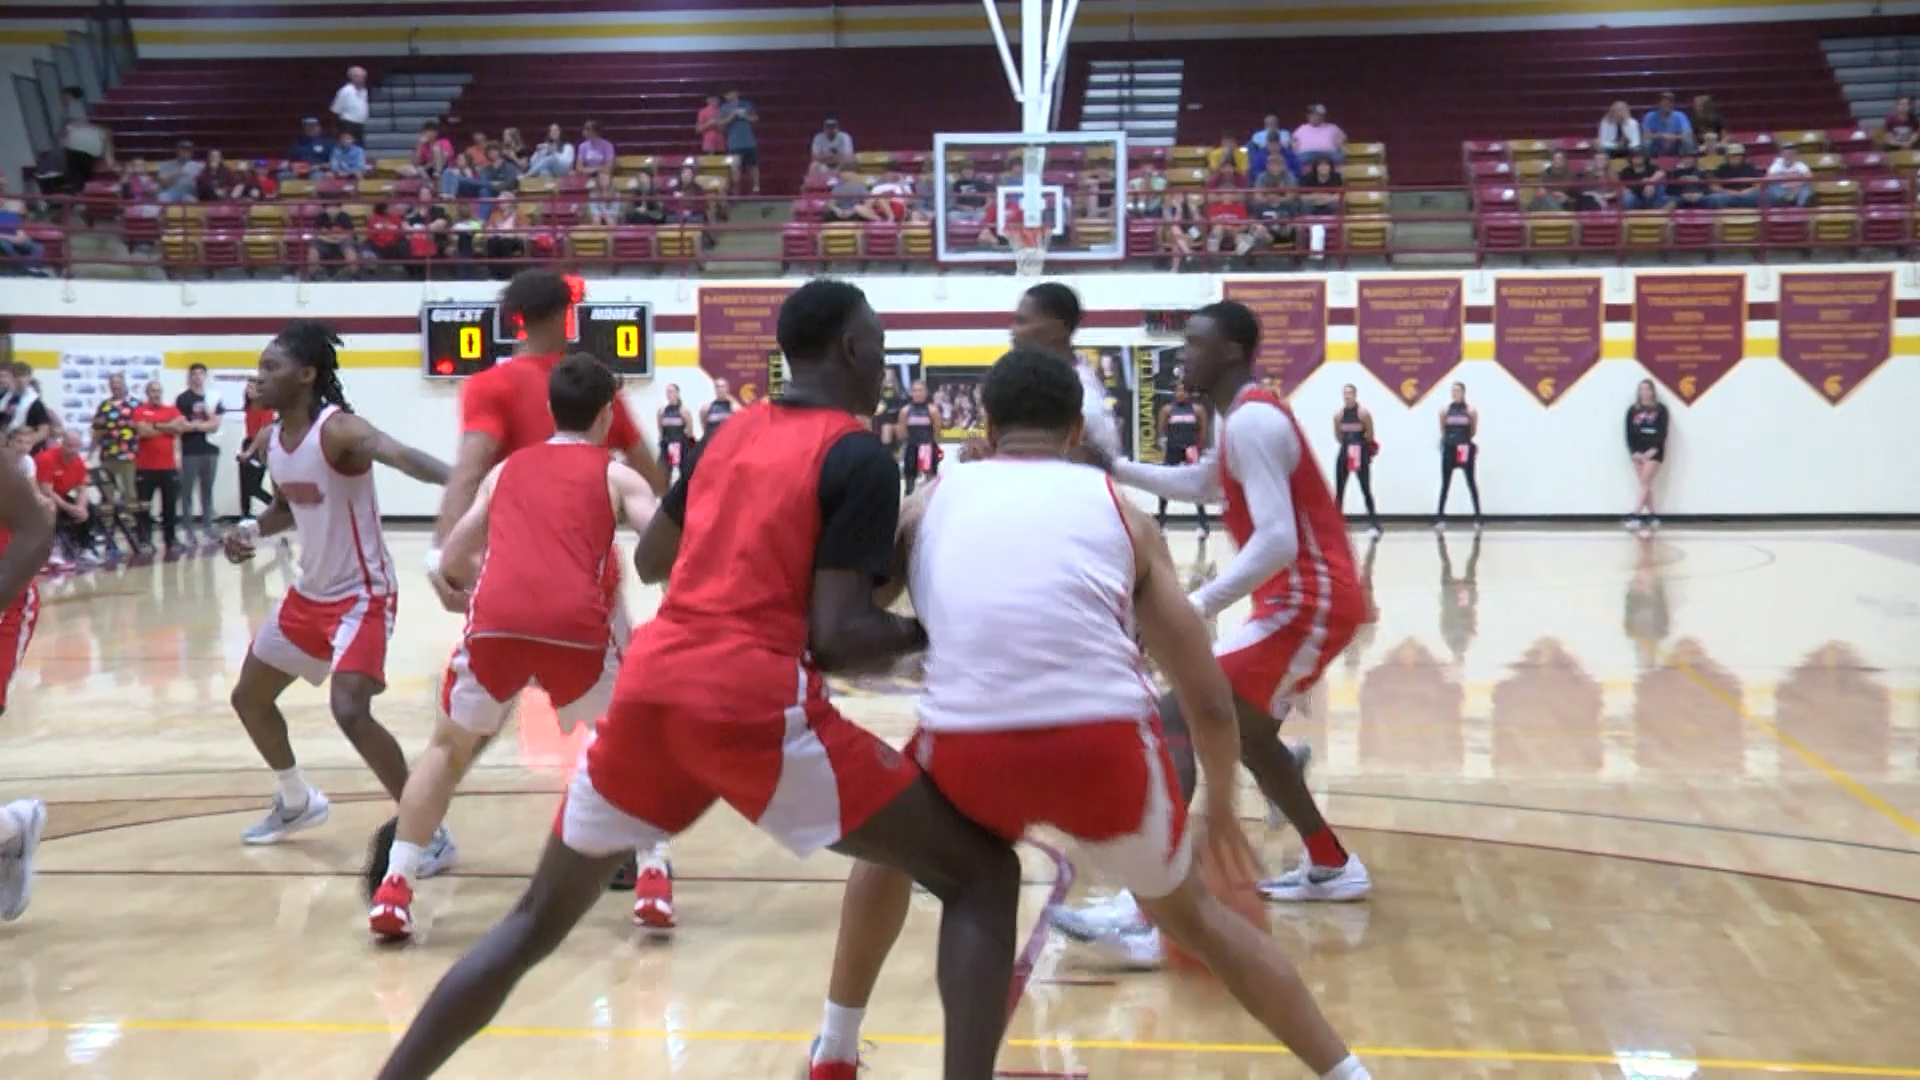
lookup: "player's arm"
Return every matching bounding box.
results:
[1108,451,1222,504]
[606,391,667,495]
[607,460,658,534]
[1189,403,1301,618]
[321,411,451,485]
[808,433,926,673]
[439,463,501,592]
[0,456,53,605]
[635,437,702,584]
[872,479,935,609]
[1123,498,1239,817]
[1468,405,1479,439]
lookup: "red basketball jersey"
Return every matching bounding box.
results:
[465,439,617,648]
[1217,387,1363,622]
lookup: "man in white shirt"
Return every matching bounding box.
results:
[1765,144,1813,207]
[1599,100,1641,157]
[330,66,369,143]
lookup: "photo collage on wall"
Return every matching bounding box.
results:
[1144,344,1186,464]
[59,352,164,452]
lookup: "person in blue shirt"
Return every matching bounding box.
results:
[720,87,760,194]
[1642,91,1694,157]
[287,117,332,176]
[1248,113,1302,180]
[329,131,368,178]
[0,173,46,276]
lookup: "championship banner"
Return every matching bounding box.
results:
[1223,279,1327,394]
[1492,277,1604,406]
[1633,274,1745,403]
[696,285,795,404]
[1356,278,1463,405]
[59,352,164,452]
[1777,272,1894,405]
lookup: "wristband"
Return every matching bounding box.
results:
[235,519,260,542]
[424,546,443,577]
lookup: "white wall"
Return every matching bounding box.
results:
[5,268,1919,520]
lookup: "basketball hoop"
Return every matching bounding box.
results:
[1011,225,1050,277]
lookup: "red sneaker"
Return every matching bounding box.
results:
[632,863,675,931]
[808,1061,858,1080]
[368,875,415,942]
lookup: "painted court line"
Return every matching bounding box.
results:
[0,1018,1912,1076]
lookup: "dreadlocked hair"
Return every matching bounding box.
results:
[272,320,352,419]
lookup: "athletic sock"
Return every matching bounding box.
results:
[1323,1055,1370,1080]
[1302,827,1348,869]
[814,1001,865,1064]
[642,840,670,873]
[273,767,309,813]
[386,840,424,887]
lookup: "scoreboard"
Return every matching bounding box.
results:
[420,279,653,379]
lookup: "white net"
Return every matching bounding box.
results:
[1011,227,1049,277]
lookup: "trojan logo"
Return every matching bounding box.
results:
[1823,374,1844,398]
[1678,374,1698,399]
[1536,376,1557,400]
[1399,377,1419,401]
[280,481,325,507]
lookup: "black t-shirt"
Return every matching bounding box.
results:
[1617,163,1659,185]
[1716,161,1761,190]
[175,388,221,456]
[952,177,990,210]
[661,406,899,580]
[1666,166,1706,197]
[0,395,48,435]
[316,210,354,239]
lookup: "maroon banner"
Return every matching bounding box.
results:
[1633,274,1746,403]
[1222,279,1327,394]
[697,285,795,403]
[1493,277,1604,406]
[1355,278,1464,405]
[1777,272,1894,405]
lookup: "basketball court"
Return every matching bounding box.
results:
[1,526,1916,1079]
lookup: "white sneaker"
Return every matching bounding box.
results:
[1085,925,1164,970]
[1367,525,1383,539]
[1259,853,1371,903]
[417,826,458,878]
[240,788,331,845]
[1623,515,1641,531]
[0,800,48,922]
[1045,890,1148,941]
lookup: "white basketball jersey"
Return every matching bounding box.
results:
[266,405,395,600]
[911,458,1155,733]
[1076,359,1121,457]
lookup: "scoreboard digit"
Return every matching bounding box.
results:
[576,303,653,377]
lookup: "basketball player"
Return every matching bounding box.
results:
[1435,381,1482,530]
[988,281,1123,465]
[656,383,691,485]
[424,269,673,919]
[699,375,739,440]
[0,441,53,921]
[372,279,1021,1080]
[222,321,453,848]
[804,350,1375,1080]
[897,379,939,494]
[369,356,660,942]
[1625,379,1668,531]
[1156,382,1210,536]
[1332,384,1381,537]
[1051,301,1371,965]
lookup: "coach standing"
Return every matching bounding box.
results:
[330,66,369,144]
[174,362,225,543]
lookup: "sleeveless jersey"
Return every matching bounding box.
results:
[659,404,688,448]
[1443,402,1473,446]
[1337,404,1367,446]
[268,405,395,600]
[704,399,733,432]
[1165,402,1201,457]
[465,439,617,648]
[877,391,906,425]
[1220,389,1361,622]
[902,402,936,444]
[913,459,1156,733]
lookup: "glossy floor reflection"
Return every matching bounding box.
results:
[1,527,1917,1079]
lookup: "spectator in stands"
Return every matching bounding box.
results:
[811,117,855,176]
[1248,154,1297,249]
[1207,130,1249,175]
[1292,104,1346,165]
[242,160,278,200]
[670,164,710,225]
[465,131,491,169]
[826,170,875,222]
[625,171,667,225]
[1203,156,1254,255]
[1882,96,1920,151]
[584,171,622,227]
[405,121,454,180]
[527,123,575,180]
[35,430,96,565]
[477,142,521,193]
[157,141,204,203]
[439,150,480,198]
[1617,149,1666,210]
[1710,144,1762,208]
[872,171,920,223]
[1696,130,1726,159]
[948,163,992,240]
[501,128,529,169]
[196,149,245,202]
[1665,150,1710,209]
[1691,95,1726,143]
[306,198,360,280]
[56,87,112,202]
[577,121,616,175]
[720,88,761,194]
[121,160,160,216]
[1599,101,1641,157]
[331,65,370,143]
[1577,152,1618,210]
[288,117,331,175]
[329,131,368,179]
[1765,144,1812,207]
[1641,91,1693,157]
[1297,156,1343,215]
[696,94,727,155]
[1526,149,1576,212]
[481,193,525,278]
[1165,192,1204,264]
[1128,163,1167,215]
[402,186,452,272]
[366,201,407,264]
[0,176,46,277]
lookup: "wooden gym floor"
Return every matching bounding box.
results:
[1,527,1917,1079]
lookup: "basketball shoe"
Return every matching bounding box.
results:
[0,799,47,922]
[240,787,330,845]
[800,1036,866,1080]
[1045,889,1149,942]
[1257,853,1371,903]
[633,849,675,931]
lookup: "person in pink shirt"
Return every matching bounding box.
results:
[1291,103,1347,165]
[695,93,726,154]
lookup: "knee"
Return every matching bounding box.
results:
[329,689,377,734]
[230,682,268,717]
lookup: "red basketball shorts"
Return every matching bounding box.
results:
[250,588,394,688]
[442,636,620,737]
[0,583,40,711]
[556,692,919,858]
[909,714,1191,898]
[1215,596,1363,719]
